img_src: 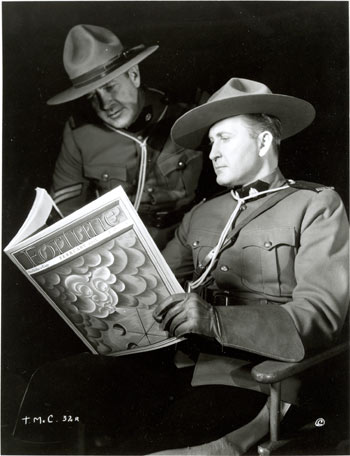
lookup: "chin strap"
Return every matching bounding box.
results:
[187,184,291,292]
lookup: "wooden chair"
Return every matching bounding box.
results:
[251,341,349,455]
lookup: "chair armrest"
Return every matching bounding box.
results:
[251,341,349,384]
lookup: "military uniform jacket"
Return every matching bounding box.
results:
[162,169,349,398]
[51,87,203,217]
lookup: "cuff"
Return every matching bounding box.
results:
[215,304,305,362]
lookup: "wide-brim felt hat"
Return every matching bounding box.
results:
[47,24,158,105]
[171,78,316,149]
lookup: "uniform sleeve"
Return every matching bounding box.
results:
[282,189,349,350]
[162,209,196,286]
[215,189,349,362]
[50,121,90,216]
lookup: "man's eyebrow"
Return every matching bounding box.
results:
[209,130,233,137]
[93,78,119,91]
[102,79,118,88]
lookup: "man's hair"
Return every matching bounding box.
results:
[241,114,282,151]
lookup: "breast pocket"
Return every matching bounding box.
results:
[240,227,297,296]
[84,164,129,193]
[187,230,219,269]
[158,149,203,196]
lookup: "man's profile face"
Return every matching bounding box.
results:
[88,72,141,129]
[208,115,263,187]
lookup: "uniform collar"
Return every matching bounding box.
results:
[233,168,286,198]
[126,86,168,134]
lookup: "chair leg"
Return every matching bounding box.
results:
[257,381,290,455]
[270,381,281,441]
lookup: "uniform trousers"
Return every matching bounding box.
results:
[13,347,267,454]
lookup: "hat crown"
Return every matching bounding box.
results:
[208,78,272,103]
[63,24,124,80]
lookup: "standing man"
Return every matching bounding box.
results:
[48,24,203,248]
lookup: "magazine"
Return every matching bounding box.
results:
[4,186,184,356]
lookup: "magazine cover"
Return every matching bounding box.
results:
[4,186,184,356]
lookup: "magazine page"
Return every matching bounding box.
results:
[4,186,184,356]
[5,188,63,249]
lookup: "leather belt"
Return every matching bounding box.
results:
[139,203,193,229]
[201,288,237,306]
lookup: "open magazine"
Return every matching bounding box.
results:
[4,186,184,356]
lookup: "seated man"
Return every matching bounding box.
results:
[13,78,349,455]
[48,24,203,249]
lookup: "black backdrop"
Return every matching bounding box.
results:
[1,0,349,445]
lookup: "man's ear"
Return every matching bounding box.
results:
[258,131,273,157]
[127,65,141,88]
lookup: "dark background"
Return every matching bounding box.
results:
[1,1,349,454]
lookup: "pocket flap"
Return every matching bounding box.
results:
[84,164,128,182]
[158,150,202,176]
[187,230,220,249]
[241,228,296,251]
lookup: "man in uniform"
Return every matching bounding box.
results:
[151,77,349,454]
[48,24,203,249]
[13,78,348,455]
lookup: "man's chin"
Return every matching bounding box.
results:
[216,176,233,188]
[104,119,131,130]
[99,113,134,130]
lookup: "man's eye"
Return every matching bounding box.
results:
[220,136,230,142]
[106,83,117,92]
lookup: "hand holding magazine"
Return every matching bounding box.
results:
[4,186,184,356]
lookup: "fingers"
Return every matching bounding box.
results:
[160,297,199,337]
[153,293,189,322]
[160,301,187,332]
[153,293,213,338]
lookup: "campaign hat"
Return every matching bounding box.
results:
[171,77,316,149]
[47,24,158,105]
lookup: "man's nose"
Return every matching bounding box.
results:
[209,142,220,160]
[95,89,115,111]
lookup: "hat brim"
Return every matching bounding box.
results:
[171,94,316,148]
[47,45,159,105]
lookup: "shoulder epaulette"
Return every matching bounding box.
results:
[198,188,232,204]
[189,189,231,213]
[287,179,335,193]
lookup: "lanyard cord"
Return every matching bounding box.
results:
[105,105,168,211]
[188,184,290,291]
[106,126,148,211]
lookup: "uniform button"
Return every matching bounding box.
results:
[137,135,143,140]
[147,187,154,193]
[101,172,109,181]
[264,241,272,248]
[220,265,229,272]
[192,240,199,247]
[145,113,152,122]
[177,161,186,169]
[241,204,246,211]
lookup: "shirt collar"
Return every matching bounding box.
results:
[233,168,286,198]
